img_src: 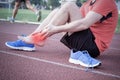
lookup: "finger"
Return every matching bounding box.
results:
[40,28,48,36]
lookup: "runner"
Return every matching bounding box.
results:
[9,0,41,23]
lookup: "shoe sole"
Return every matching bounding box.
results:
[69,58,101,68]
[5,42,35,51]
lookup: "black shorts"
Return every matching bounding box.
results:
[15,0,26,3]
[60,29,100,58]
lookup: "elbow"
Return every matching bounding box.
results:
[80,23,90,31]
[77,19,91,31]
[83,25,89,30]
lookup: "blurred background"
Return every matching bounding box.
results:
[0,0,120,33]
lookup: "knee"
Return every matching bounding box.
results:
[26,4,30,9]
[14,3,20,9]
[61,2,77,11]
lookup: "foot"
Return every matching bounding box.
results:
[5,40,35,51]
[18,35,45,46]
[69,50,101,68]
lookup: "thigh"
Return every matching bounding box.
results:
[15,0,24,3]
[60,29,100,58]
[14,0,21,7]
[25,0,31,5]
[62,3,83,22]
[61,29,90,49]
[24,0,31,7]
[46,8,60,20]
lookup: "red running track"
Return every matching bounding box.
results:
[0,21,120,80]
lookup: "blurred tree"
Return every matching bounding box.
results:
[80,0,87,3]
[47,0,60,10]
[76,0,82,7]
[31,0,42,5]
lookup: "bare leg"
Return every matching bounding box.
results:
[42,2,83,36]
[49,2,82,25]
[25,0,42,21]
[12,2,21,19]
[18,2,82,46]
[25,0,37,13]
[31,8,60,34]
[31,2,82,34]
[18,8,60,46]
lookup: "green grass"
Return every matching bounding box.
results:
[0,8,120,33]
[116,14,120,33]
[0,8,51,22]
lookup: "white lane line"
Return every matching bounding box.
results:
[0,19,41,24]
[110,47,120,51]
[0,50,120,79]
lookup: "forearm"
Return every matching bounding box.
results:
[54,19,89,33]
[55,11,103,33]
[31,8,60,35]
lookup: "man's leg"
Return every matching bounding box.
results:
[12,1,21,19]
[25,0,37,13]
[9,1,21,23]
[48,2,82,26]
[25,0,41,21]
[18,8,60,45]
[31,2,82,34]
[18,2,82,45]
[31,8,60,34]
[45,2,83,36]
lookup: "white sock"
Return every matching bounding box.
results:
[35,11,40,15]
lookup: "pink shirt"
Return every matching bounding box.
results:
[80,0,118,52]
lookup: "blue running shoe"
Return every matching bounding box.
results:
[5,40,35,51]
[69,50,101,68]
[69,50,83,64]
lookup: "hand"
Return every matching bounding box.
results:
[40,24,57,38]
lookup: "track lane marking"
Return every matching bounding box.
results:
[0,50,120,79]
